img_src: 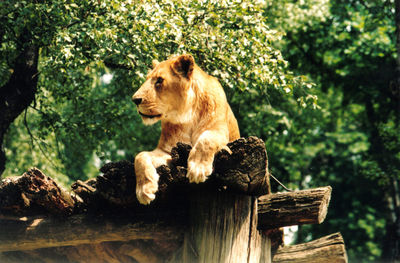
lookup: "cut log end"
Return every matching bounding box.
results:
[317,186,332,224]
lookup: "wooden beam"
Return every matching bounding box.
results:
[0,215,183,252]
[272,232,348,263]
[258,186,332,229]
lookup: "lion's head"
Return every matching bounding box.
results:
[132,54,197,125]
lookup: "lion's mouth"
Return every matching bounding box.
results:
[139,111,162,119]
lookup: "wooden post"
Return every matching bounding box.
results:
[176,191,271,263]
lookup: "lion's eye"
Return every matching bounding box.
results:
[156,77,163,85]
[155,77,163,90]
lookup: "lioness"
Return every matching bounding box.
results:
[132,54,240,205]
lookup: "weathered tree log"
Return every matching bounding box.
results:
[212,136,270,196]
[0,186,337,262]
[0,168,75,216]
[272,232,348,263]
[0,214,183,253]
[0,136,272,262]
[72,136,270,211]
[257,186,332,229]
[0,137,269,216]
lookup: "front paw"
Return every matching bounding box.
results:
[187,160,213,184]
[136,168,159,205]
[136,183,157,205]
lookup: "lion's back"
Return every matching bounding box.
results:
[193,66,240,142]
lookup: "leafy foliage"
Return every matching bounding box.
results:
[265,0,399,261]
[2,0,313,183]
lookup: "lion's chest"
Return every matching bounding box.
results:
[159,122,194,152]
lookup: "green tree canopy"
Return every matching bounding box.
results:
[1,0,313,183]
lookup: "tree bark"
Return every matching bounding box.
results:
[257,187,332,229]
[0,168,75,216]
[0,42,39,176]
[272,232,347,263]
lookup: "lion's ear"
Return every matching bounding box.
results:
[172,54,194,78]
[152,59,160,69]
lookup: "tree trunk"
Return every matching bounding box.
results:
[0,42,39,176]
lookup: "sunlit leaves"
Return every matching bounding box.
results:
[2,1,316,183]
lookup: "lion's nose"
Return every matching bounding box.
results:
[132,98,142,106]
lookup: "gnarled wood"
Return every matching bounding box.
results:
[71,136,270,211]
[272,232,348,263]
[258,186,332,229]
[0,168,75,216]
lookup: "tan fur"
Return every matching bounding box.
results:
[132,54,240,204]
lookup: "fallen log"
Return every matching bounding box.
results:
[272,232,348,263]
[257,186,332,229]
